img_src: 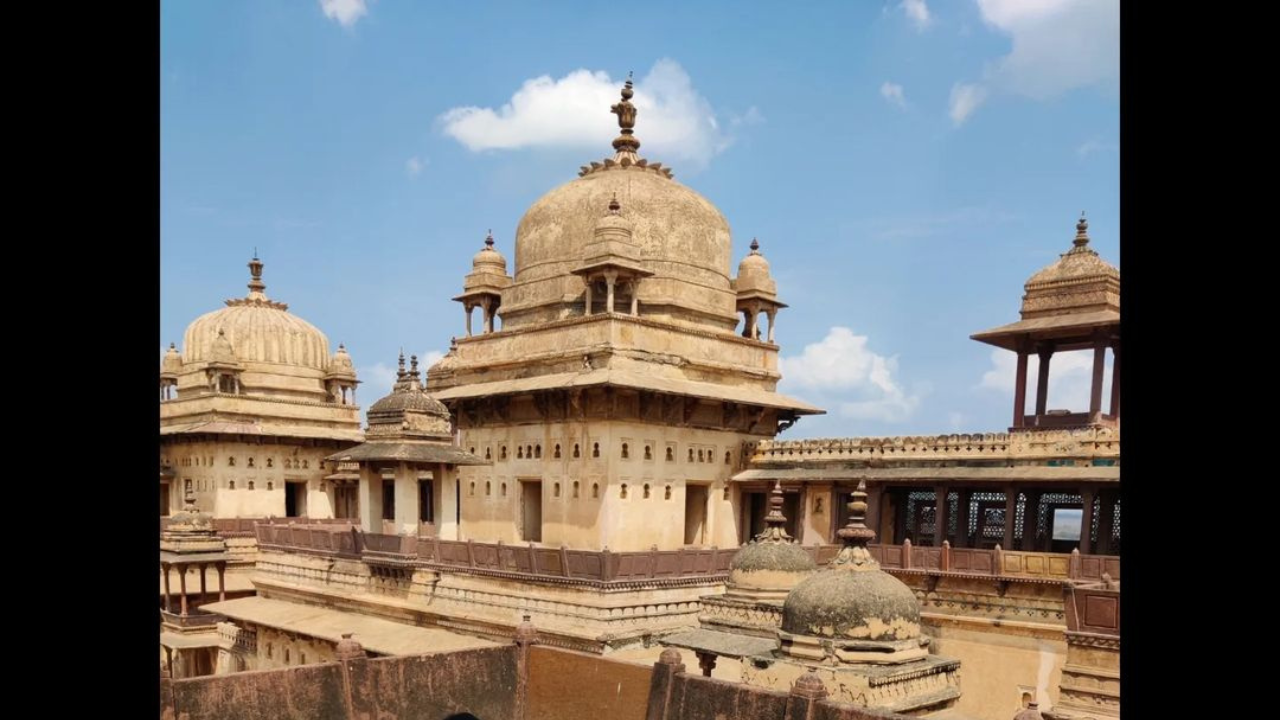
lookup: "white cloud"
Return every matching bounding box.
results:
[880,81,907,109]
[977,0,1119,101]
[978,348,1113,413]
[439,59,734,169]
[901,0,932,29]
[730,106,765,127]
[952,0,1118,124]
[319,0,369,28]
[405,156,426,177]
[780,327,923,424]
[949,82,987,125]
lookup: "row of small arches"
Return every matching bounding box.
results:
[468,481,728,501]
[185,478,272,492]
[471,443,733,465]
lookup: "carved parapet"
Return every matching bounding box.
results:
[751,426,1120,464]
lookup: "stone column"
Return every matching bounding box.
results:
[630,279,639,315]
[1095,489,1116,555]
[934,486,949,547]
[866,484,884,544]
[178,567,188,616]
[766,309,777,343]
[1080,487,1096,554]
[1109,345,1120,419]
[584,282,593,315]
[163,563,172,613]
[1089,336,1107,419]
[199,563,208,603]
[1003,488,1018,550]
[1035,344,1053,418]
[1013,349,1029,428]
[1022,490,1042,551]
[216,562,226,602]
[604,270,617,314]
[464,303,474,338]
[481,298,494,334]
[954,489,972,548]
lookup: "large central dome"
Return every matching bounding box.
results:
[498,80,738,331]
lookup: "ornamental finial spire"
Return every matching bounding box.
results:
[610,75,641,161]
[247,254,265,295]
[830,478,879,570]
[485,229,494,248]
[753,480,796,544]
[1073,211,1090,247]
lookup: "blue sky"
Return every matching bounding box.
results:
[161,0,1119,438]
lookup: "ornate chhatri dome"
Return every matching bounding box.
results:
[735,238,777,298]
[1020,213,1120,320]
[501,78,736,329]
[182,255,332,371]
[727,480,816,599]
[779,480,927,665]
[367,352,451,438]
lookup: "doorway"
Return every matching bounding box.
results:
[521,480,543,543]
[160,481,171,516]
[285,481,307,518]
[334,484,358,520]
[684,484,709,545]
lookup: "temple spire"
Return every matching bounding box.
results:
[753,480,796,544]
[247,253,266,295]
[830,478,878,570]
[610,76,641,162]
[1073,211,1090,247]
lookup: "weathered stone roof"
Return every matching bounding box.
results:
[325,441,487,466]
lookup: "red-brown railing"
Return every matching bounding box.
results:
[803,541,1120,581]
[255,525,734,584]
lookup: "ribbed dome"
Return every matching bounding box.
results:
[368,389,450,418]
[502,79,736,329]
[182,257,331,371]
[781,567,921,640]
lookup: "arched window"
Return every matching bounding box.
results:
[526,445,533,459]
[554,444,562,459]
[620,484,628,499]
[266,458,274,468]
[502,482,507,497]
[229,457,236,467]
[535,445,542,459]
[248,481,255,491]
[644,445,653,460]
[267,481,273,491]
[621,443,629,459]
[486,481,492,496]
[573,444,581,458]
[485,448,492,460]
[501,446,508,460]
[697,449,704,462]
[665,485,672,500]
[592,483,599,499]
[688,448,694,462]
[643,484,651,499]
[573,481,580,498]
[517,446,524,459]
[666,447,674,462]
[470,482,476,496]
[229,481,236,490]
[725,451,732,464]
[592,443,600,458]
[554,483,561,498]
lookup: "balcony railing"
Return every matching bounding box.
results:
[255,525,733,584]
[799,542,1120,582]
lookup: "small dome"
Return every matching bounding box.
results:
[736,238,778,297]
[428,338,462,375]
[161,343,183,377]
[367,353,451,420]
[595,194,635,234]
[780,480,922,643]
[781,567,921,640]
[472,231,509,273]
[327,343,358,380]
[210,329,239,366]
[1020,213,1119,319]
[729,482,816,592]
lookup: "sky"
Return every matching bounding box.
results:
[160,0,1119,438]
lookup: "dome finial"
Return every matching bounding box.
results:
[397,349,406,379]
[410,354,419,375]
[247,254,266,295]
[1074,211,1090,247]
[610,75,641,159]
[608,193,621,215]
[830,478,877,569]
[750,237,760,253]
[485,229,494,248]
